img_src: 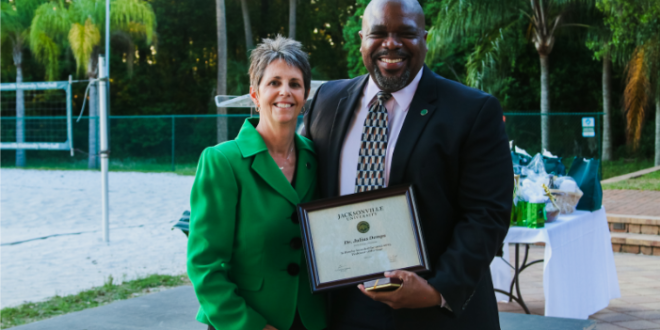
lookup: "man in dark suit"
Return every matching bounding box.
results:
[303,0,513,329]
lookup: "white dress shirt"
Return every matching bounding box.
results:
[339,68,423,196]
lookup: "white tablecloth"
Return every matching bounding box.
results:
[489,208,621,319]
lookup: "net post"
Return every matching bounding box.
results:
[171,116,176,172]
[99,56,110,244]
[67,75,74,156]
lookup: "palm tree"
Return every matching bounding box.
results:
[623,44,659,163]
[1,0,43,167]
[585,12,614,161]
[599,0,660,165]
[216,0,228,143]
[30,0,156,168]
[240,0,254,50]
[289,0,296,39]
[428,0,591,151]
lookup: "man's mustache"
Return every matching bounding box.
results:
[371,50,410,60]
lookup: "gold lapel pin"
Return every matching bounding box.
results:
[421,109,428,116]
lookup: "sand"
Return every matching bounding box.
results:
[1,169,194,308]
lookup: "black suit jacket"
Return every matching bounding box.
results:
[303,66,513,330]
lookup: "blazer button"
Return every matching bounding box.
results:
[306,162,311,169]
[287,263,300,276]
[290,237,302,250]
[291,212,299,224]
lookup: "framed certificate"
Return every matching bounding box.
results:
[297,185,430,293]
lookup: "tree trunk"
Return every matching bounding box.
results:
[88,57,99,169]
[602,53,612,161]
[216,0,228,144]
[655,98,659,166]
[289,0,296,39]
[540,54,550,151]
[13,44,26,167]
[240,0,254,51]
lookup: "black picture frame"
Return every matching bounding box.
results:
[297,184,430,293]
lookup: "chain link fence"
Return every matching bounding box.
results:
[1,112,602,173]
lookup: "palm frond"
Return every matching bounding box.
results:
[30,1,71,42]
[431,0,521,46]
[1,2,21,36]
[110,0,156,44]
[28,31,60,80]
[465,30,502,88]
[68,0,103,25]
[624,46,650,149]
[68,17,101,75]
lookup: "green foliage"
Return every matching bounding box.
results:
[1,0,656,163]
[342,0,368,78]
[426,0,594,99]
[598,0,660,62]
[0,274,190,329]
[69,18,101,75]
[29,0,157,79]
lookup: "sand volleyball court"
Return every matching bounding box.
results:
[1,169,194,308]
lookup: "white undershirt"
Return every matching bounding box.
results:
[338,69,423,196]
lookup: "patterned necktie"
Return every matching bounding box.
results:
[355,91,392,193]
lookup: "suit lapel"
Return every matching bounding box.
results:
[326,74,369,197]
[235,118,300,206]
[389,66,438,185]
[293,135,316,201]
[251,151,300,206]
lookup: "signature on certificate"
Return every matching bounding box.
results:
[336,264,351,272]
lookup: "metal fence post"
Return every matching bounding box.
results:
[171,116,176,172]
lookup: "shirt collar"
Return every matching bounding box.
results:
[235,117,315,158]
[363,67,424,112]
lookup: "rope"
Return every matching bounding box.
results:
[75,77,105,123]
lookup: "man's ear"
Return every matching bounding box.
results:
[423,30,429,51]
[358,31,364,51]
[249,86,259,108]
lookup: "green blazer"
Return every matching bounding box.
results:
[187,118,326,330]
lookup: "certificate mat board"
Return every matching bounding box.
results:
[297,185,430,292]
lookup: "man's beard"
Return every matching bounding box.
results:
[372,62,411,93]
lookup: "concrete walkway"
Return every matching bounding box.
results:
[12,284,595,330]
[497,245,660,330]
[604,190,660,217]
[11,286,205,330]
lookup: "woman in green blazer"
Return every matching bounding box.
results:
[187,36,326,330]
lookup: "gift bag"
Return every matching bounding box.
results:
[511,145,532,166]
[542,156,566,176]
[567,157,603,211]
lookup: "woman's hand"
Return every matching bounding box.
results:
[263,325,278,330]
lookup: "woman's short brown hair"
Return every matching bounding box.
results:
[248,35,311,98]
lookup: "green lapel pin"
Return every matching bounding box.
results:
[420,109,428,116]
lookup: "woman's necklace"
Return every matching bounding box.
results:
[277,143,295,170]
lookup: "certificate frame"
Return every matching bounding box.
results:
[297,184,430,293]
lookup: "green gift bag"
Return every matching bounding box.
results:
[514,201,546,228]
[567,157,603,211]
[511,151,532,166]
[542,156,566,176]
[524,202,546,228]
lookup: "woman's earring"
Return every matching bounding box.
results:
[256,107,260,112]
[300,106,306,115]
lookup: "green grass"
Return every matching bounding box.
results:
[602,170,660,191]
[0,274,190,329]
[601,159,656,180]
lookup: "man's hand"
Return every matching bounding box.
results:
[357,270,442,309]
[263,325,278,330]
